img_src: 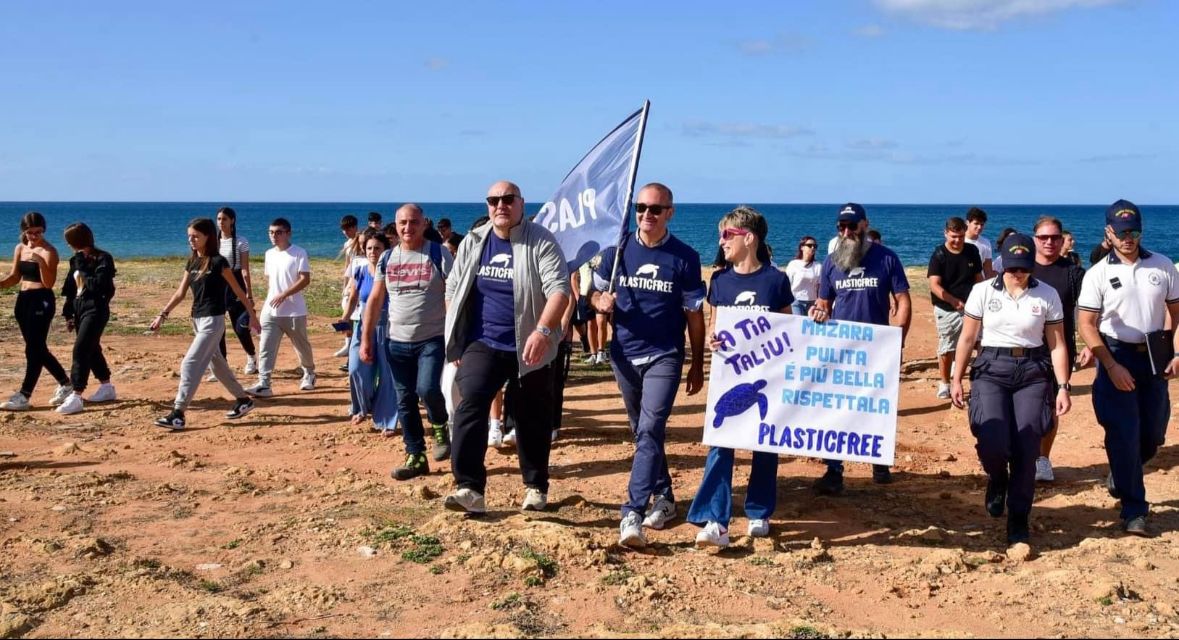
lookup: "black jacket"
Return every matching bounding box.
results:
[62,250,117,319]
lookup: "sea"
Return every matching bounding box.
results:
[3,202,1177,267]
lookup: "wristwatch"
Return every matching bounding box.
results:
[1058,382,1071,393]
[535,325,553,337]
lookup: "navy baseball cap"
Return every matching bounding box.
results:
[1000,233,1035,271]
[836,203,866,225]
[1106,199,1142,234]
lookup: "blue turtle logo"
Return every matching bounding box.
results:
[712,379,769,429]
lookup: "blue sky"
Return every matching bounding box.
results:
[1,0,1175,203]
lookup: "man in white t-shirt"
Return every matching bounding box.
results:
[247,218,316,397]
[964,206,994,278]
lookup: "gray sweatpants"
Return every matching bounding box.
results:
[257,314,316,385]
[175,316,248,410]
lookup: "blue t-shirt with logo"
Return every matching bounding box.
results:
[708,263,795,312]
[468,233,516,351]
[595,233,705,360]
[818,243,909,326]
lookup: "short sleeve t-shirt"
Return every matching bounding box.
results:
[708,263,794,312]
[594,233,705,360]
[819,243,910,326]
[218,235,249,270]
[966,236,992,265]
[467,233,516,351]
[784,259,822,302]
[926,243,982,312]
[263,244,311,317]
[382,241,452,343]
[1077,249,1179,343]
[1031,257,1084,356]
[964,277,1064,348]
[188,255,231,319]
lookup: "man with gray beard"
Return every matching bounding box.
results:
[809,203,912,493]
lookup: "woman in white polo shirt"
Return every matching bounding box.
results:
[950,233,1072,546]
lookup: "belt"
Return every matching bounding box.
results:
[980,346,1044,358]
[1105,337,1148,353]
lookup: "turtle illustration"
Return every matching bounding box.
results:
[712,379,769,429]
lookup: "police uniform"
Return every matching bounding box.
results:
[1077,201,1179,528]
[963,234,1064,543]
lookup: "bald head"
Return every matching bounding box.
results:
[395,203,426,249]
[486,180,525,239]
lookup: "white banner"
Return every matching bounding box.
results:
[702,308,901,465]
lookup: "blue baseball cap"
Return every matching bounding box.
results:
[836,203,866,225]
[1000,233,1035,271]
[1106,199,1142,234]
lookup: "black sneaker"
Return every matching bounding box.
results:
[391,453,429,481]
[985,474,1007,518]
[813,468,844,496]
[1123,515,1149,537]
[872,465,893,484]
[226,398,254,420]
[154,410,186,431]
[431,424,451,462]
[1006,512,1030,545]
[1106,472,1121,500]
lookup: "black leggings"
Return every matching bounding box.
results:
[15,289,69,397]
[71,301,112,392]
[218,269,256,359]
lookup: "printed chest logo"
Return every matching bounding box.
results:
[835,266,879,291]
[619,262,673,293]
[731,290,771,311]
[1030,304,1042,316]
[1148,272,1162,287]
[987,298,1003,313]
[478,253,513,280]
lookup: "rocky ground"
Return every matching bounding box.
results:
[1,259,1178,638]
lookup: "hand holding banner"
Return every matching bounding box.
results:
[703,307,902,465]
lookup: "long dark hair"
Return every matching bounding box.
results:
[187,217,219,276]
[215,206,239,269]
[795,235,818,263]
[19,211,47,244]
[63,222,99,253]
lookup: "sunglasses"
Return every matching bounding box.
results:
[837,222,858,232]
[720,228,750,241]
[1113,229,1142,240]
[486,194,518,207]
[635,203,670,216]
[1034,234,1063,242]
[1006,267,1030,274]
[801,243,817,248]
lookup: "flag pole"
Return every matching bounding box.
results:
[607,99,651,295]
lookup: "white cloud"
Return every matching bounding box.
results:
[682,121,814,139]
[847,137,899,150]
[873,0,1127,30]
[736,34,809,56]
[854,24,887,37]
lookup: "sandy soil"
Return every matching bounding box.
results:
[1,259,1178,638]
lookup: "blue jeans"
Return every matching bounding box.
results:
[791,300,815,316]
[687,446,778,527]
[387,336,449,455]
[348,319,398,431]
[612,348,682,518]
[1093,342,1170,520]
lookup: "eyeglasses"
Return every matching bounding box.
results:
[720,228,750,241]
[1034,234,1063,243]
[1113,229,1142,240]
[486,194,518,207]
[635,203,671,216]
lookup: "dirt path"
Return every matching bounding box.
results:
[1,260,1177,638]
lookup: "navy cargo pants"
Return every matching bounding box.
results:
[968,348,1054,517]
[1093,341,1170,521]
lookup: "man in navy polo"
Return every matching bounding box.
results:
[1077,199,1179,536]
[592,182,706,549]
[810,203,912,493]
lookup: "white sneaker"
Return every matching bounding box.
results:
[521,487,547,512]
[443,488,486,514]
[245,382,273,398]
[1,392,30,411]
[502,428,517,446]
[695,521,729,548]
[86,383,117,403]
[205,368,218,383]
[55,392,84,415]
[936,382,951,399]
[642,495,677,530]
[333,341,350,358]
[1035,456,1055,482]
[487,420,504,447]
[619,512,647,548]
[747,518,770,538]
[583,353,597,364]
[300,372,316,391]
[244,356,258,375]
[49,384,72,407]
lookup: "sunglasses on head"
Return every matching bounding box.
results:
[720,228,750,241]
[486,194,518,207]
[635,203,670,216]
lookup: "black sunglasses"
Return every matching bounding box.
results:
[486,194,518,207]
[1006,267,1030,274]
[801,243,817,248]
[837,222,858,231]
[635,203,670,216]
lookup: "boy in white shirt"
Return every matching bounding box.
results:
[247,218,316,397]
